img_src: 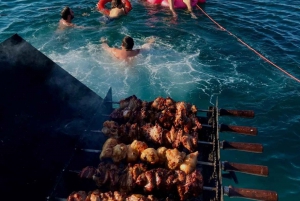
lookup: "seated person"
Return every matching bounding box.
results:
[168,0,197,19]
[101,36,155,60]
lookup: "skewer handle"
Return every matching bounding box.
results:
[219,124,258,136]
[219,109,255,118]
[222,162,268,176]
[224,186,278,201]
[221,141,263,153]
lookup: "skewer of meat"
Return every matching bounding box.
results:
[78,162,203,201]
[100,137,198,174]
[101,121,199,152]
[102,96,202,152]
[67,189,163,201]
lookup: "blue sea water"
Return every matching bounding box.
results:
[0,0,299,200]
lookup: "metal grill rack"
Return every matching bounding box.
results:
[47,95,278,201]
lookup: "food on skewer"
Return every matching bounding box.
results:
[67,189,165,201]
[102,96,202,152]
[102,121,199,152]
[78,162,203,201]
[100,138,118,160]
[100,138,199,174]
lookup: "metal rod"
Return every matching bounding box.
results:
[197,161,214,166]
[104,100,255,118]
[203,186,217,191]
[198,140,213,145]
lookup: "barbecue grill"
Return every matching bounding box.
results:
[47,94,278,201]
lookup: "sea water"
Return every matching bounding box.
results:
[0,0,299,200]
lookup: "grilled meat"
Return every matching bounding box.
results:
[79,162,203,201]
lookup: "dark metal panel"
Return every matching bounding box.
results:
[0,34,108,200]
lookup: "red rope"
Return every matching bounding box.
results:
[196,5,300,83]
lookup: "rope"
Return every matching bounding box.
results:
[196,5,300,83]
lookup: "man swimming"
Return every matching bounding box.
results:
[59,6,84,29]
[109,0,129,19]
[101,36,155,60]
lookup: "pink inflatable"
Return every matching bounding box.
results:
[147,0,205,9]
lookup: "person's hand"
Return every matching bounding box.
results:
[146,36,156,44]
[100,37,108,43]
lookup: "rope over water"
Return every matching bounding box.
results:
[196,5,300,83]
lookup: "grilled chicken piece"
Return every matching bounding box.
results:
[140,148,159,164]
[130,140,148,155]
[119,163,148,193]
[126,144,139,163]
[126,194,158,201]
[112,143,128,163]
[67,191,87,201]
[157,147,167,165]
[179,151,198,174]
[100,138,119,160]
[165,148,186,170]
[86,189,126,201]
[181,131,198,152]
[141,123,164,145]
[102,121,119,137]
[79,166,96,179]
[92,163,121,189]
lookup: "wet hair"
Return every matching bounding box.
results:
[122,36,134,50]
[111,0,124,9]
[61,6,71,20]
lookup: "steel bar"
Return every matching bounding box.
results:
[76,149,267,176]
[199,109,255,118]
[77,141,262,154]
[105,101,254,118]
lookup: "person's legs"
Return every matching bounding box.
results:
[182,0,197,18]
[168,0,177,17]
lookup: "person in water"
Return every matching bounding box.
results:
[109,0,131,19]
[59,6,84,29]
[168,0,197,19]
[98,0,132,19]
[101,36,155,60]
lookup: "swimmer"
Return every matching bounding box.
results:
[97,0,132,19]
[168,0,197,19]
[59,6,84,29]
[109,0,131,19]
[101,36,155,60]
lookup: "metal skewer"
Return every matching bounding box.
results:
[105,101,255,119]
[74,148,268,176]
[47,184,276,201]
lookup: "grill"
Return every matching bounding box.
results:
[47,95,278,201]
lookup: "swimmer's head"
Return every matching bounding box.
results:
[111,0,124,9]
[61,6,74,20]
[122,36,134,50]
